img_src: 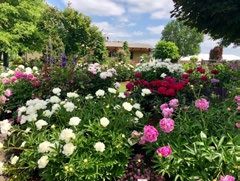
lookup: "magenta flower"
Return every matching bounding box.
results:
[162,108,174,118]
[195,98,209,111]
[169,99,179,109]
[159,118,175,133]
[4,89,12,97]
[219,175,235,181]
[10,76,17,83]
[235,95,240,105]
[160,103,169,111]
[143,125,159,143]
[156,146,172,157]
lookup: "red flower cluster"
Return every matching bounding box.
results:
[126,76,188,97]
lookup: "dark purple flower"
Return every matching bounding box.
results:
[61,53,67,67]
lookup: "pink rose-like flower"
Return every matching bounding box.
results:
[2,78,10,84]
[156,146,172,157]
[160,118,175,133]
[169,99,179,109]
[162,108,174,118]
[0,95,7,104]
[160,103,169,111]
[143,125,159,143]
[195,98,209,111]
[10,76,17,83]
[219,175,235,181]
[4,89,12,97]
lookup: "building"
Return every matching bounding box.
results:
[105,41,153,63]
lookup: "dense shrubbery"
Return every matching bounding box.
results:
[0,60,240,181]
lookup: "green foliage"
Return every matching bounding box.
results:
[171,0,240,45]
[161,20,204,56]
[153,41,180,62]
[122,41,130,62]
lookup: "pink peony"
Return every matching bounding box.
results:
[143,125,159,143]
[156,146,172,157]
[0,95,7,104]
[219,175,235,181]
[10,76,17,83]
[14,71,24,79]
[162,108,174,118]
[195,98,209,111]
[159,118,175,133]
[160,103,169,111]
[169,99,179,109]
[4,89,12,97]
[235,95,240,105]
[2,78,10,84]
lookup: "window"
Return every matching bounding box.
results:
[130,51,134,59]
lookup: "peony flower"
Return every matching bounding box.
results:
[63,102,75,112]
[42,110,52,118]
[4,89,12,97]
[0,96,7,105]
[95,89,105,97]
[118,92,126,99]
[85,94,93,100]
[159,118,175,133]
[94,142,105,152]
[141,88,151,96]
[135,110,143,118]
[38,156,49,169]
[143,125,159,143]
[126,82,134,91]
[59,129,76,143]
[0,161,4,175]
[160,103,169,111]
[219,175,235,181]
[162,108,174,118]
[122,102,133,111]
[10,156,19,165]
[0,119,12,137]
[69,117,81,126]
[133,103,141,110]
[38,141,54,153]
[62,143,76,156]
[195,98,209,111]
[169,99,179,109]
[52,88,61,96]
[100,117,110,127]
[108,88,117,94]
[35,120,48,130]
[49,96,61,103]
[156,146,172,157]
[67,92,79,98]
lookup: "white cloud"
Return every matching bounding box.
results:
[122,0,173,20]
[93,21,130,39]
[64,0,125,16]
[147,25,165,35]
[132,31,143,36]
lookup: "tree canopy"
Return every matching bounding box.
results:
[171,0,240,45]
[153,41,180,62]
[161,20,204,56]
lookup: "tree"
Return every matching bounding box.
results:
[161,20,204,56]
[171,0,240,45]
[153,41,180,62]
[0,0,45,67]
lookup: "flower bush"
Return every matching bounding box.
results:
[0,88,146,180]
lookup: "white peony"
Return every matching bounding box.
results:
[85,94,93,100]
[108,88,117,94]
[38,141,54,153]
[35,120,48,130]
[99,72,108,79]
[59,129,76,143]
[62,143,76,156]
[67,92,79,98]
[38,156,49,169]
[141,88,151,96]
[95,89,105,97]
[135,110,144,118]
[52,88,61,96]
[0,161,4,175]
[122,102,133,112]
[133,103,141,110]
[69,117,81,126]
[0,119,12,137]
[42,110,52,118]
[51,104,60,112]
[118,92,126,99]
[63,102,75,112]
[10,156,19,165]
[100,117,110,127]
[94,142,105,152]
[49,96,61,103]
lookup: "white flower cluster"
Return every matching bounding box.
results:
[135,60,184,74]
[100,68,117,80]
[88,63,101,74]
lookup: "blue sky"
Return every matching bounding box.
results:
[47,0,240,56]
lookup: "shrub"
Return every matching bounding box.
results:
[1,88,146,180]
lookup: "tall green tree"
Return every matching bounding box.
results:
[161,20,204,56]
[0,0,45,67]
[171,0,240,45]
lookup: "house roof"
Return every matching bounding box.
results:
[105,41,153,49]
[180,53,240,62]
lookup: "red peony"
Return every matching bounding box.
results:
[134,72,142,78]
[181,73,189,79]
[165,88,176,97]
[126,82,134,91]
[201,75,208,81]
[158,87,167,95]
[197,67,206,74]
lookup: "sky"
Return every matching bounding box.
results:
[47,0,240,56]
